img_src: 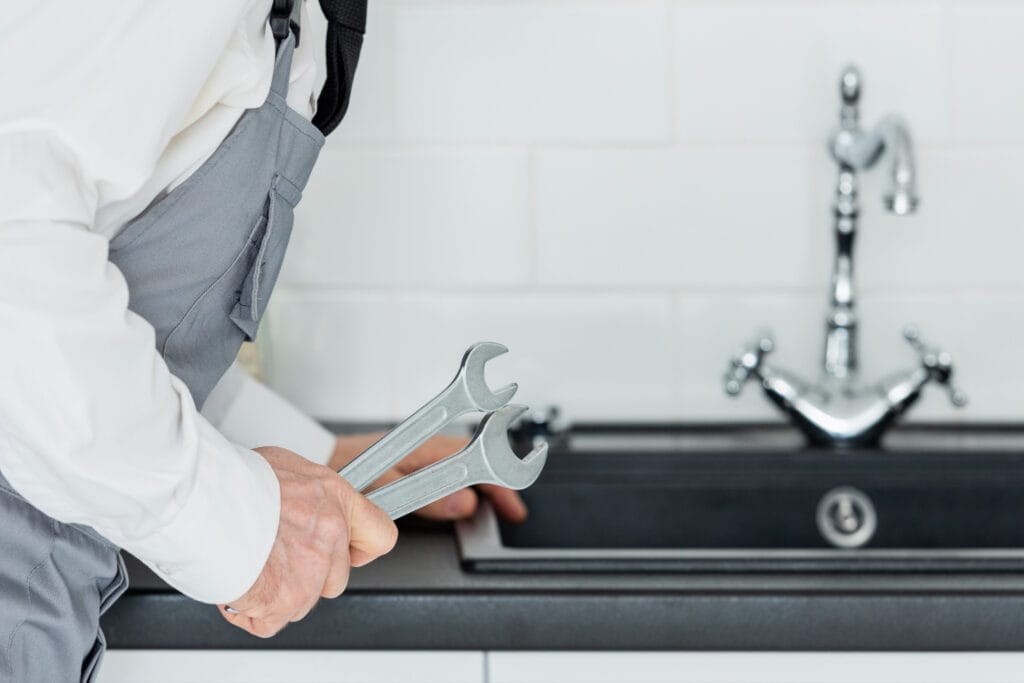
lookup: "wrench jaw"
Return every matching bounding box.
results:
[476,405,549,490]
[461,341,518,411]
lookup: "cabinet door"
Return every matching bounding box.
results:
[487,652,1024,683]
[98,650,484,683]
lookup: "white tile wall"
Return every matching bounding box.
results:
[534,147,826,287]
[672,1,950,143]
[951,2,1024,143]
[286,147,531,287]
[269,0,1024,423]
[393,2,671,143]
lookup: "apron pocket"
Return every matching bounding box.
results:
[80,630,105,683]
[230,175,298,341]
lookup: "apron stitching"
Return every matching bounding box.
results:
[267,96,324,147]
[110,112,262,253]
[5,524,58,678]
[160,211,270,356]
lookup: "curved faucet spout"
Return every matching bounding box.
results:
[722,65,964,448]
[837,114,918,215]
[830,65,919,216]
[878,116,918,215]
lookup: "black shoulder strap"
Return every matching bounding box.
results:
[271,0,368,138]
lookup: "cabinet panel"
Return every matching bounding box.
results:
[488,652,1024,683]
[98,650,483,683]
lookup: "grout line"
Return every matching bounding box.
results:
[664,0,679,143]
[329,138,1024,153]
[942,0,960,142]
[276,283,1024,298]
[275,283,828,297]
[526,146,540,287]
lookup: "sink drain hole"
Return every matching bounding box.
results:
[816,486,877,549]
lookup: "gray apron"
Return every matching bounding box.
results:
[0,27,322,682]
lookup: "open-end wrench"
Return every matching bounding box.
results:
[338,342,518,492]
[366,405,548,520]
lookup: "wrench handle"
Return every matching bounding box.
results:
[338,382,471,491]
[366,456,475,520]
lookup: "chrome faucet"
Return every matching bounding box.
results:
[723,65,966,447]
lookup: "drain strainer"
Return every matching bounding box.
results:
[816,486,877,549]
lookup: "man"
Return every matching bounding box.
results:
[0,2,524,680]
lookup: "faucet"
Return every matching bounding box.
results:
[722,65,967,447]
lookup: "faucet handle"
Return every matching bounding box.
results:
[903,326,968,407]
[724,333,775,396]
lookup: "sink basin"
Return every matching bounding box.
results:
[456,425,1024,573]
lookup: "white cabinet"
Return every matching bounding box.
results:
[100,650,1024,683]
[486,652,1024,683]
[98,650,484,683]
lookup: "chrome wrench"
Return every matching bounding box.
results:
[338,342,518,491]
[366,405,548,520]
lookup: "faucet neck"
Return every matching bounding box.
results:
[825,166,859,381]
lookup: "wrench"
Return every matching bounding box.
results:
[338,342,518,491]
[366,405,548,520]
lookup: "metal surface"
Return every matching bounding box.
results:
[367,405,548,519]
[723,65,966,446]
[338,341,517,491]
[815,486,877,549]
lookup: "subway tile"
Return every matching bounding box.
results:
[675,292,823,421]
[286,147,531,287]
[260,289,1022,424]
[535,147,827,287]
[951,3,1024,142]
[393,2,670,142]
[851,147,1024,289]
[262,290,398,420]
[391,292,678,421]
[857,292,1024,421]
[672,2,949,143]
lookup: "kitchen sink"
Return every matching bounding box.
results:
[456,424,1024,573]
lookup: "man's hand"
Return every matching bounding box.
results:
[220,446,398,638]
[329,434,528,523]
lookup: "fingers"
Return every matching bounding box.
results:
[223,447,403,641]
[340,433,531,524]
[413,488,479,521]
[219,606,285,639]
[479,485,528,523]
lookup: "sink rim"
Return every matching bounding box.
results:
[457,503,1024,574]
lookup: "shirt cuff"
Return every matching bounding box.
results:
[203,362,337,466]
[122,419,281,604]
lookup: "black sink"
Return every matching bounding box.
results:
[456,425,1024,573]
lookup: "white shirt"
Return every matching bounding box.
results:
[0,1,337,604]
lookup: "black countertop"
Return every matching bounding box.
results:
[103,517,1024,651]
[103,423,1024,651]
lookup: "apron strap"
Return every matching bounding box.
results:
[271,0,368,138]
[269,31,297,99]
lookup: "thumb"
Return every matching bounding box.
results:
[346,491,399,567]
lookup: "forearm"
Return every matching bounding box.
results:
[203,361,336,466]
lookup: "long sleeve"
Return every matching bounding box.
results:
[203,362,337,467]
[0,1,316,604]
[0,219,281,604]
